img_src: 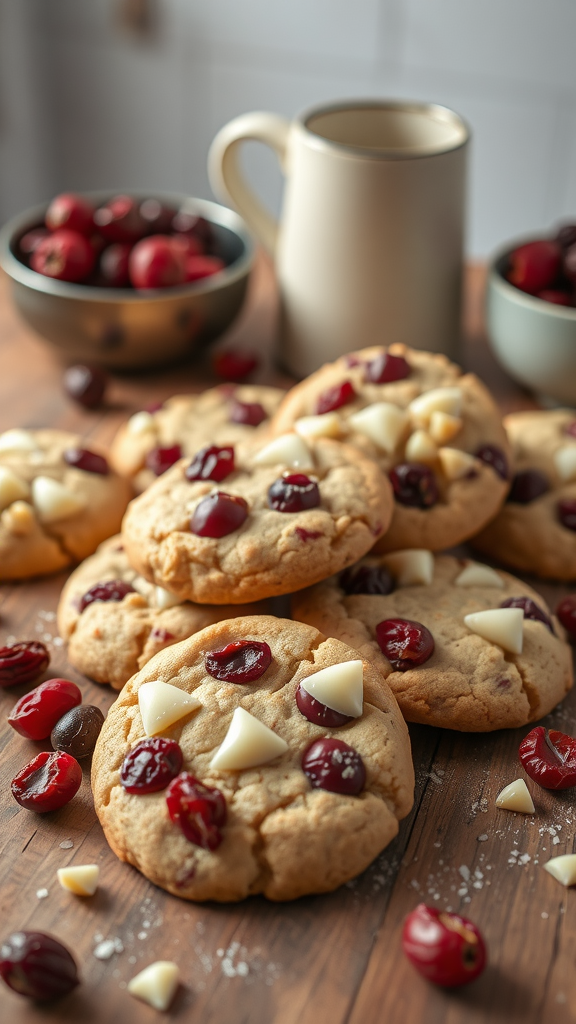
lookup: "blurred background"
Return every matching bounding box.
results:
[1,0,574,258]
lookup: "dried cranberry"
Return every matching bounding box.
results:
[365,352,410,384]
[507,240,561,294]
[566,421,576,438]
[185,445,234,483]
[0,931,79,1001]
[390,463,438,508]
[99,242,132,287]
[213,349,259,381]
[402,904,487,987]
[302,738,365,795]
[500,596,553,632]
[63,447,109,475]
[556,595,576,640]
[508,469,549,503]
[31,229,94,283]
[166,772,226,849]
[294,527,323,541]
[145,444,182,476]
[0,642,50,688]
[375,618,434,671]
[185,255,225,282]
[230,401,267,427]
[268,473,320,513]
[149,627,175,643]
[296,683,352,727]
[558,498,576,531]
[129,236,186,290]
[11,751,82,812]
[51,705,105,759]
[63,364,108,409]
[93,194,147,243]
[190,492,248,538]
[139,198,176,234]
[46,192,94,235]
[8,679,81,741]
[474,444,509,481]
[121,737,183,794]
[519,727,576,790]
[315,380,356,415]
[79,579,135,613]
[205,640,272,683]
[340,564,394,595]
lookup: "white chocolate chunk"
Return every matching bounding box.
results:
[295,413,341,440]
[300,660,363,718]
[254,434,313,470]
[155,586,183,610]
[210,707,288,771]
[128,961,180,1012]
[429,410,463,445]
[455,563,504,588]
[438,447,477,481]
[127,411,157,436]
[130,576,150,598]
[404,430,438,463]
[57,864,99,896]
[382,549,434,586]
[31,476,87,522]
[349,402,409,453]
[0,467,30,511]
[1,500,35,535]
[138,680,201,736]
[543,855,576,887]
[0,428,39,453]
[464,608,524,655]
[554,444,576,483]
[495,779,535,814]
[409,387,462,425]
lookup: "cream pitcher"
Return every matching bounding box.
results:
[209,99,469,377]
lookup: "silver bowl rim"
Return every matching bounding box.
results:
[0,191,254,304]
[488,235,576,322]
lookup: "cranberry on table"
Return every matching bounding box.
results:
[190,492,248,538]
[98,242,132,287]
[93,194,147,243]
[556,595,576,640]
[390,463,438,508]
[121,737,183,794]
[166,772,226,850]
[375,619,434,671]
[558,498,576,531]
[139,198,176,234]
[365,352,410,384]
[185,445,234,483]
[296,684,352,728]
[45,192,94,236]
[185,254,225,282]
[340,564,394,595]
[302,737,365,795]
[213,349,259,381]
[145,444,183,476]
[500,596,553,633]
[315,380,356,415]
[63,363,108,409]
[31,229,95,283]
[474,444,509,481]
[8,679,81,741]
[0,931,79,1001]
[51,705,104,760]
[230,400,267,427]
[129,235,186,290]
[63,447,109,475]
[507,469,549,503]
[402,904,487,987]
[11,751,82,812]
[0,642,50,688]
[507,240,561,294]
[519,727,576,790]
[268,473,320,513]
[78,579,135,613]
[205,640,272,683]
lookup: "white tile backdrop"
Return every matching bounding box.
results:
[1,0,575,256]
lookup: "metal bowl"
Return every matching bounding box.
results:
[0,192,254,370]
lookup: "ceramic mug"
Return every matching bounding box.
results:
[209,99,469,377]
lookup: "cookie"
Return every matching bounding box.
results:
[121,433,393,604]
[292,551,572,731]
[0,429,132,580]
[58,536,268,690]
[92,614,414,901]
[270,344,511,552]
[473,409,576,579]
[110,385,285,492]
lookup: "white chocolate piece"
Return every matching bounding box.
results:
[254,434,314,470]
[409,387,462,425]
[138,680,201,737]
[295,413,341,440]
[543,855,576,887]
[404,430,438,463]
[349,402,409,453]
[554,444,576,483]
[31,476,87,522]
[0,428,39,453]
[495,779,535,814]
[438,447,477,481]
[0,467,30,511]
[57,864,99,896]
[429,410,463,445]
[464,607,524,655]
[300,660,363,718]
[155,586,183,610]
[128,961,180,1012]
[455,563,504,588]
[127,411,157,436]
[130,576,150,598]
[382,549,434,586]
[210,707,288,771]
[1,500,35,536]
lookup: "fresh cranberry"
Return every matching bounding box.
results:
[63,447,109,475]
[302,738,365,795]
[390,463,438,508]
[268,473,320,513]
[0,642,50,688]
[375,618,434,671]
[213,349,259,381]
[19,228,50,260]
[45,193,94,235]
[558,498,576,531]
[8,679,81,741]
[500,596,553,632]
[295,683,352,727]
[31,229,94,283]
[230,401,267,427]
[365,352,411,384]
[508,469,549,503]
[0,931,79,1001]
[121,737,183,794]
[145,444,182,476]
[129,235,186,290]
[139,198,176,234]
[11,751,82,812]
[474,444,509,480]
[185,445,234,483]
[79,579,135,613]
[340,564,394,595]
[402,904,487,987]
[507,240,561,294]
[537,289,572,306]
[315,380,356,415]
[98,242,132,287]
[185,255,225,282]
[63,363,108,409]
[93,195,147,243]
[170,233,205,258]
[205,640,272,683]
[519,727,576,790]
[556,223,576,250]
[166,772,226,849]
[190,492,248,538]
[556,595,576,640]
[563,244,576,284]
[172,211,213,247]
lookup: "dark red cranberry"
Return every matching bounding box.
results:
[93,194,147,243]
[296,683,352,727]
[149,627,175,643]
[185,254,225,282]
[171,234,204,261]
[519,727,576,790]
[190,492,248,538]
[166,772,226,849]
[474,444,509,480]
[121,737,183,794]
[0,642,50,688]
[19,227,50,260]
[302,738,365,795]
[340,564,394,595]
[563,244,576,284]
[508,469,549,503]
[79,579,135,613]
[129,235,186,290]
[171,211,213,247]
[139,198,176,234]
[11,751,82,812]
[63,447,109,475]
[500,596,553,632]
[8,679,81,741]
[45,193,94,235]
[390,463,438,508]
[0,931,79,1001]
[51,705,104,759]
[205,640,272,683]
[145,444,182,476]
[556,595,576,640]
[63,363,108,409]
[365,352,410,384]
[537,289,572,306]
[213,349,259,381]
[507,240,561,294]
[556,223,576,250]
[375,618,434,671]
[315,380,356,415]
[99,242,132,287]
[402,904,487,987]
[268,473,320,513]
[230,401,267,427]
[31,229,94,283]
[185,445,234,483]
[558,498,576,531]
[294,527,323,541]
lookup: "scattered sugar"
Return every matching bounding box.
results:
[137,932,148,940]
[459,865,470,882]
[59,839,74,849]
[477,834,488,842]
[541,912,549,920]
[36,888,49,899]
[94,937,123,960]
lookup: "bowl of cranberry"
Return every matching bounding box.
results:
[0,191,254,370]
[487,222,576,404]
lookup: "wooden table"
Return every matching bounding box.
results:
[0,260,574,1024]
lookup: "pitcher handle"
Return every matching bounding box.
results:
[208,112,290,255]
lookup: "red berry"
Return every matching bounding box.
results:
[45,193,94,235]
[8,679,81,741]
[519,726,576,790]
[474,444,509,480]
[340,564,394,595]
[295,683,352,727]
[121,737,183,794]
[375,618,434,671]
[558,498,576,531]
[31,229,94,283]
[230,401,267,427]
[365,352,410,384]
[213,350,259,381]
[315,380,356,415]
[185,445,234,483]
[268,473,320,513]
[190,492,248,538]
[507,469,549,504]
[172,211,213,247]
[11,751,82,812]
[145,444,182,476]
[205,640,272,683]
[63,447,109,475]
[129,235,186,290]
[390,463,438,508]
[402,904,487,987]
[302,737,365,795]
[185,255,225,282]
[537,289,572,306]
[79,579,135,613]
[139,198,176,234]
[500,596,553,632]
[166,772,226,849]
[507,240,561,294]
[556,223,576,250]
[93,194,147,243]
[294,527,323,542]
[556,595,576,640]
[0,642,50,688]
[99,242,132,287]
[170,233,205,258]
[19,228,50,260]
[563,243,576,284]
[149,627,174,643]
[0,931,79,1001]
[565,421,576,438]
[63,363,108,409]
